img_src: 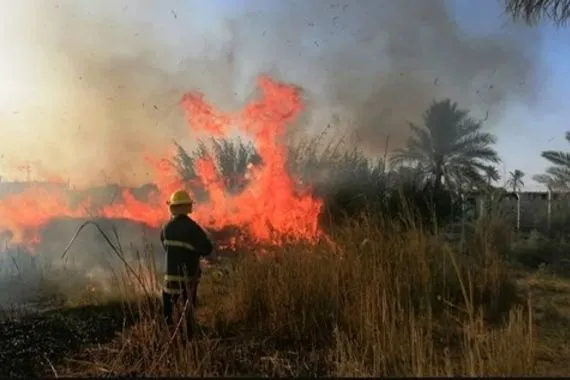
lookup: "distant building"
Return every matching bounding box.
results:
[461,190,570,232]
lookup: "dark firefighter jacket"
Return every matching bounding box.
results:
[160,214,213,295]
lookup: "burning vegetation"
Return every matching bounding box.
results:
[0,1,567,374]
[0,76,323,251]
[0,74,565,377]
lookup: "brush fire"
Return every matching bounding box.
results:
[0,75,324,253]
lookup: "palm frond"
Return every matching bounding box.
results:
[408,122,433,152]
[533,173,568,191]
[541,150,570,167]
[450,132,497,157]
[546,165,570,183]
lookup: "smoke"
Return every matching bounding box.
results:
[225,0,542,152]
[0,1,243,188]
[0,218,160,309]
[0,0,541,185]
[0,0,542,307]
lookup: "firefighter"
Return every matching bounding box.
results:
[160,189,213,336]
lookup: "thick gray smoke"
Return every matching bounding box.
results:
[0,218,161,309]
[0,0,542,308]
[0,1,244,188]
[224,0,541,151]
[0,0,541,186]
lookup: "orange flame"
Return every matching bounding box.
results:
[0,75,324,251]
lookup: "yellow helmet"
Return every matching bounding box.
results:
[167,189,193,206]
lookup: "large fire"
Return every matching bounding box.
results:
[0,76,324,251]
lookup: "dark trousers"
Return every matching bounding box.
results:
[162,280,199,336]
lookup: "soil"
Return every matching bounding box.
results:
[0,301,137,377]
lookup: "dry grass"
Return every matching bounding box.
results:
[45,213,538,377]
[514,267,570,376]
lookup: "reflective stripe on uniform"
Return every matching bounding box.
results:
[163,274,199,294]
[162,274,200,294]
[163,287,184,295]
[163,239,196,251]
[164,274,199,282]
[164,274,189,282]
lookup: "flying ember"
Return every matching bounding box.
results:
[0,75,324,250]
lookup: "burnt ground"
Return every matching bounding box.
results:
[0,301,139,377]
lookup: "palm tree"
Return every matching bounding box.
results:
[533,131,570,190]
[504,0,570,25]
[533,173,567,191]
[390,99,501,192]
[506,169,525,192]
[484,165,501,187]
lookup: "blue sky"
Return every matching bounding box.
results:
[507,27,570,189]
[0,0,568,190]
[449,0,570,189]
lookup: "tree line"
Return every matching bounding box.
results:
[170,97,569,228]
